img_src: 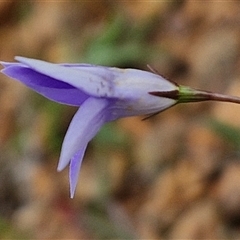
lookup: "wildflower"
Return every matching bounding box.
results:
[1,56,240,198]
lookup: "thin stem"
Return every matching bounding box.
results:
[149,85,240,105]
[193,90,240,103]
[178,86,240,104]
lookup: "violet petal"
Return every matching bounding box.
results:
[1,64,89,106]
[69,147,86,198]
[57,97,108,171]
[107,69,177,118]
[15,56,116,98]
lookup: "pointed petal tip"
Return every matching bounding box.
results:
[70,190,75,199]
[69,184,77,199]
[15,56,49,68]
[14,56,36,65]
[0,61,12,69]
[15,56,26,61]
[15,56,34,64]
[0,61,7,65]
[69,149,85,199]
[56,166,63,172]
[57,162,67,172]
[57,155,71,172]
[57,152,72,172]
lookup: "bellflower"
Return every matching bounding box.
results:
[1,57,240,198]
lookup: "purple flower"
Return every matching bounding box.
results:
[2,57,240,198]
[0,57,178,197]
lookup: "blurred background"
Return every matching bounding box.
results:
[1,1,240,239]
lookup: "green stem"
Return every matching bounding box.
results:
[178,85,240,104]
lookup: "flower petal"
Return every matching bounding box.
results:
[69,147,86,198]
[114,68,176,98]
[107,69,177,118]
[15,56,116,98]
[4,57,178,109]
[1,64,89,106]
[57,97,109,171]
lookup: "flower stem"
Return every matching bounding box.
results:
[178,85,240,104]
